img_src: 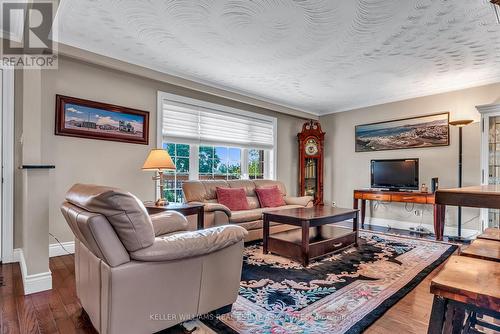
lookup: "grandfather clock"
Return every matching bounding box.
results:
[298,120,325,205]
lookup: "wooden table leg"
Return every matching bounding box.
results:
[439,205,446,241]
[263,214,269,254]
[353,211,359,246]
[361,199,366,228]
[197,206,204,230]
[428,295,448,334]
[434,204,446,241]
[450,303,466,334]
[433,205,439,240]
[301,220,310,267]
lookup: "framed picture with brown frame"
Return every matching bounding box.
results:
[355,112,450,152]
[55,95,149,145]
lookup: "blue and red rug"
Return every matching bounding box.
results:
[202,231,456,334]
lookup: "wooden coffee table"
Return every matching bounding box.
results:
[263,206,359,266]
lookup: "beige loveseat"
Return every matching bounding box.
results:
[61,184,247,334]
[182,179,313,241]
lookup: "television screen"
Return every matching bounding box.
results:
[371,159,419,191]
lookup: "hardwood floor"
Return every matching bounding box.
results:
[365,263,442,334]
[0,255,97,334]
[1,250,450,334]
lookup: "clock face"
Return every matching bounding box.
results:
[305,139,319,156]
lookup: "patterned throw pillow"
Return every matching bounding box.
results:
[255,186,286,208]
[216,187,250,211]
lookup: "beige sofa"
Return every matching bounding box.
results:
[182,179,313,241]
[60,184,247,334]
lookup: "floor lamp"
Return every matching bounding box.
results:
[449,119,473,242]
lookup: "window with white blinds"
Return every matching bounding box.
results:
[157,91,277,202]
[158,93,276,150]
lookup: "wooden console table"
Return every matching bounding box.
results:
[353,189,442,240]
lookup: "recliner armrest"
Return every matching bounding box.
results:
[150,211,189,237]
[284,196,314,207]
[130,225,247,262]
[190,201,232,217]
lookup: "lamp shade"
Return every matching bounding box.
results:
[449,119,474,128]
[142,149,175,170]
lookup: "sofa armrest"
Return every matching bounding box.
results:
[150,211,189,237]
[284,196,314,207]
[130,225,247,261]
[190,201,232,217]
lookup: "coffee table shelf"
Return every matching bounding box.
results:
[268,225,356,264]
[263,206,359,266]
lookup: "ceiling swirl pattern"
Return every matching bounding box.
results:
[56,0,500,114]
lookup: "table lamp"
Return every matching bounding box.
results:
[142,149,176,206]
[449,119,473,242]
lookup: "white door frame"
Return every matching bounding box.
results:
[1,66,15,263]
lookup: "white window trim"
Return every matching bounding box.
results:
[241,148,249,179]
[189,145,199,180]
[156,91,277,180]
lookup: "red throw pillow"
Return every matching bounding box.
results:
[255,186,286,208]
[216,187,250,211]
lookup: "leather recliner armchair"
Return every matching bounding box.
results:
[60,184,247,334]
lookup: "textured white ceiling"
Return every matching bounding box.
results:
[55,0,500,115]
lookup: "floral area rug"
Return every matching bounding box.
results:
[202,231,456,334]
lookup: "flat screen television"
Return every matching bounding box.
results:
[370,159,419,191]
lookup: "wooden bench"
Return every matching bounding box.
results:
[460,239,500,263]
[428,255,500,334]
[477,227,500,242]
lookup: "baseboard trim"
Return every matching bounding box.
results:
[11,241,75,265]
[17,249,52,295]
[49,241,75,257]
[10,242,72,295]
[12,248,22,263]
[364,217,479,238]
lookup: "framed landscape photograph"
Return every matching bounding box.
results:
[355,112,449,152]
[55,95,149,145]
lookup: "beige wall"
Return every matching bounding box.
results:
[320,83,500,234]
[14,56,307,246]
[18,55,500,244]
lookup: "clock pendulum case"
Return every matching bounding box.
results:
[297,120,325,205]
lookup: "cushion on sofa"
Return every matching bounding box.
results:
[229,208,265,224]
[237,220,281,231]
[230,204,303,227]
[263,204,303,212]
[216,187,250,211]
[255,186,286,208]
